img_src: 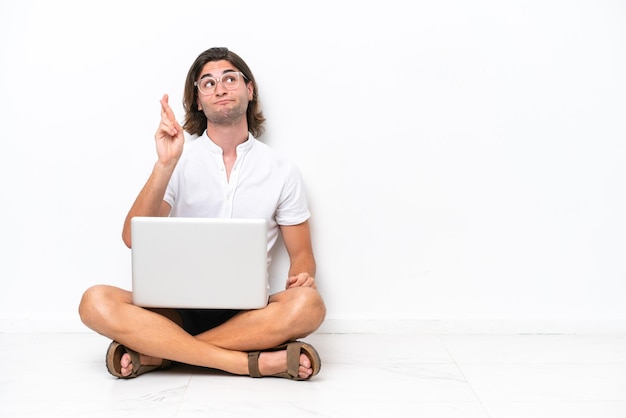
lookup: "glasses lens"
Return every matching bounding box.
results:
[197,77,216,95]
[196,72,242,95]
[221,73,240,89]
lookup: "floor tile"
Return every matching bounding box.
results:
[305,333,455,364]
[176,400,490,418]
[441,334,626,364]
[0,400,182,418]
[483,401,626,418]
[459,363,626,401]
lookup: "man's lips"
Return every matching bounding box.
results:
[214,99,232,105]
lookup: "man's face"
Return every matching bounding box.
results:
[195,60,253,126]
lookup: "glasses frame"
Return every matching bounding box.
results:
[194,71,248,96]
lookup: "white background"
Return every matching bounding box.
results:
[1,0,625,332]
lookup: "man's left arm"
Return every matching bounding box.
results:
[280,220,317,289]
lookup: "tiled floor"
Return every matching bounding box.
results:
[1,332,625,417]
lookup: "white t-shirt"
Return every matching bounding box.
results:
[164,133,311,254]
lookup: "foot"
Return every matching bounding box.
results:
[119,352,164,377]
[247,341,321,380]
[106,341,173,379]
[257,350,314,379]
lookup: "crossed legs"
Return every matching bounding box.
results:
[78,284,326,378]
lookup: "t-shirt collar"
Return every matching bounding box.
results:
[203,131,256,155]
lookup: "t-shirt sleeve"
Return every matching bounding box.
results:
[275,161,311,226]
[163,165,179,209]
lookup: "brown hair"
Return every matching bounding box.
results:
[182,47,265,138]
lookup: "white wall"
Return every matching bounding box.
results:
[1,0,625,333]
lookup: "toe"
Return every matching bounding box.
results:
[120,352,131,369]
[120,353,133,377]
[298,353,313,379]
[298,365,313,379]
[300,353,311,369]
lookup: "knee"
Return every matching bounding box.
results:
[78,285,117,328]
[287,287,326,334]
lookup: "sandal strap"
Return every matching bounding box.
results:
[286,343,302,378]
[248,351,262,378]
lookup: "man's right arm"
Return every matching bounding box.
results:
[121,94,185,248]
[121,163,175,248]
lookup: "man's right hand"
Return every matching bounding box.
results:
[155,94,185,167]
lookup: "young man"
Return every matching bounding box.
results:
[79,47,326,381]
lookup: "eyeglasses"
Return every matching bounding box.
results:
[194,71,247,95]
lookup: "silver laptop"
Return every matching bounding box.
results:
[131,217,269,309]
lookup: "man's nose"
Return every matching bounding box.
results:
[214,80,227,95]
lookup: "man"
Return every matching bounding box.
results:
[78,47,326,381]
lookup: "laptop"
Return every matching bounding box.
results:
[130,216,269,310]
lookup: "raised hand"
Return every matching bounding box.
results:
[154,94,185,167]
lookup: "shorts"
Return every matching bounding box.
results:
[176,309,242,336]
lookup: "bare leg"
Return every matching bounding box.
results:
[78,284,326,377]
[194,287,325,350]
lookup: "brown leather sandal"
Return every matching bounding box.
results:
[105,340,172,379]
[247,341,321,381]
